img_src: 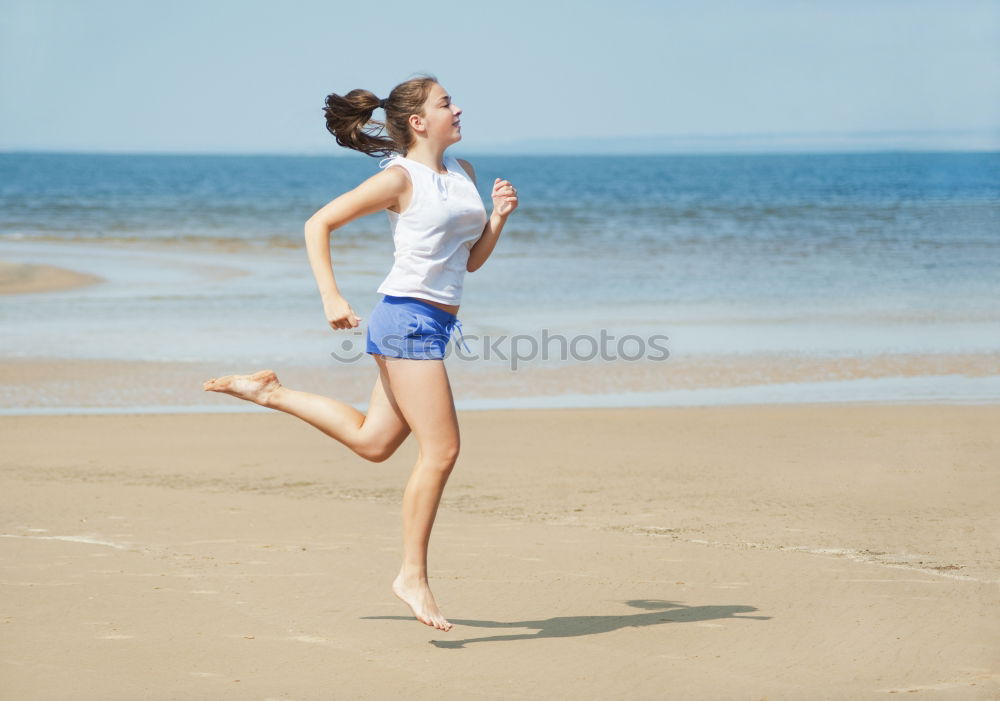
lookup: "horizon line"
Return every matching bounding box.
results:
[2,148,998,158]
[3,128,997,158]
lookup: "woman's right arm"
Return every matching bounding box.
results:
[304,167,407,330]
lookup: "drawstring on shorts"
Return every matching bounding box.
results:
[446,317,472,354]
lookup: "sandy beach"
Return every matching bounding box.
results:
[1,160,998,698]
[2,404,998,700]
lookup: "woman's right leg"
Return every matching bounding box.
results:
[202,358,411,462]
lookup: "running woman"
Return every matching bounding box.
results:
[202,74,519,632]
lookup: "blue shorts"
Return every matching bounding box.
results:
[365,295,471,360]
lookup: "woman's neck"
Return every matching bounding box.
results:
[403,146,448,174]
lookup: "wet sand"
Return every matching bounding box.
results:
[1,405,997,699]
[0,259,105,295]
[2,352,999,413]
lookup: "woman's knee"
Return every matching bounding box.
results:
[358,444,394,463]
[356,435,404,463]
[421,440,460,470]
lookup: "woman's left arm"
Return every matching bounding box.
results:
[458,159,518,273]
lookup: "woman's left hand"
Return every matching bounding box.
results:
[492,178,519,218]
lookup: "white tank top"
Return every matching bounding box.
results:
[375,153,488,306]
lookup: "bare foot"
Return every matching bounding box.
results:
[202,369,282,406]
[392,572,453,632]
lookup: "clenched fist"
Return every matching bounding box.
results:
[492,178,519,218]
[323,294,361,330]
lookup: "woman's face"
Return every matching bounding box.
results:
[418,83,462,144]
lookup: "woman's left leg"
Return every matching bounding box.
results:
[380,355,461,632]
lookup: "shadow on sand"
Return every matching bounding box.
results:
[362,598,771,648]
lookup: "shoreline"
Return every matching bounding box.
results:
[1,238,998,413]
[1,352,998,414]
[2,393,999,417]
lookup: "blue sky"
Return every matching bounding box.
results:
[1,0,998,154]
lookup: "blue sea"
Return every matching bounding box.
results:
[1,151,998,412]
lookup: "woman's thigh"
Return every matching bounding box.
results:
[363,355,412,455]
[381,356,459,462]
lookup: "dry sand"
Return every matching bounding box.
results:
[1,404,998,700]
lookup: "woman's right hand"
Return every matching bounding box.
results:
[322,294,362,330]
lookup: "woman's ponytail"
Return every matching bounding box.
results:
[322,74,438,158]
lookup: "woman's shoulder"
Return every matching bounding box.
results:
[452,156,476,184]
[354,160,410,203]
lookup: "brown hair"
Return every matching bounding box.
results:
[323,73,439,158]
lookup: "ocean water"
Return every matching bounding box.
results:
[3,152,998,311]
[1,151,998,410]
